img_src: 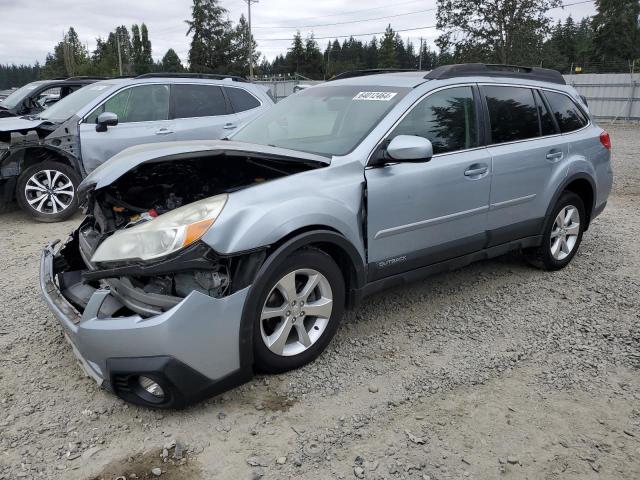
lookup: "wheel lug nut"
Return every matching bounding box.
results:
[286,311,291,316]
[291,300,296,306]
[301,311,305,317]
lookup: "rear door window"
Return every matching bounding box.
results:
[485,86,540,144]
[172,84,228,119]
[390,86,478,155]
[225,87,261,112]
[543,90,588,133]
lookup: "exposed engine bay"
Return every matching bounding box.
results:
[53,151,325,318]
[86,152,320,234]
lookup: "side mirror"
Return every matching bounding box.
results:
[96,112,119,132]
[386,135,433,162]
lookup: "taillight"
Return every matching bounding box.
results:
[599,131,611,150]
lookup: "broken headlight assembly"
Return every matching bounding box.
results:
[91,194,228,263]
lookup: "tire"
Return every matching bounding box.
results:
[526,191,585,270]
[252,248,345,374]
[16,161,80,222]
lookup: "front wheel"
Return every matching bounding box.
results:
[16,161,80,222]
[526,191,585,270]
[252,248,345,373]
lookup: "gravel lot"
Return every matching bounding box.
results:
[0,125,639,480]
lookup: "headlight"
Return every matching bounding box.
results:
[91,194,228,263]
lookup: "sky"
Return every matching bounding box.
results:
[0,0,597,66]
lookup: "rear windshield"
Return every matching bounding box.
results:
[233,85,410,156]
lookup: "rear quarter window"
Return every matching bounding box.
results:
[225,87,261,112]
[543,90,588,133]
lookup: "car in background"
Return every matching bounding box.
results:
[0,77,103,118]
[40,64,612,408]
[0,88,17,101]
[0,73,273,221]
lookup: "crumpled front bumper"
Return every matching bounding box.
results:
[39,240,252,408]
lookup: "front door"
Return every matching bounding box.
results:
[365,85,492,281]
[79,84,173,173]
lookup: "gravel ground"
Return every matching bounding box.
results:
[0,125,639,480]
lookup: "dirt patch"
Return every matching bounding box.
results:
[89,449,201,480]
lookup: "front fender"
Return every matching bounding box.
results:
[202,160,367,261]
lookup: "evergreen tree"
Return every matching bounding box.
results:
[286,32,305,74]
[42,27,90,77]
[592,0,640,70]
[161,49,184,72]
[379,25,399,68]
[186,0,235,73]
[230,14,259,76]
[436,0,561,65]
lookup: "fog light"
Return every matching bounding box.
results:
[138,376,165,399]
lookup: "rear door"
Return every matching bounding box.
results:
[482,85,568,244]
[170,83,237,140]
[365,85,492,280]
[224,86,265,128]
[79,84,173,172]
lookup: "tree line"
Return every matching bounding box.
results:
[1,0,638,89]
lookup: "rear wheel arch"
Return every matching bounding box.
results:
[563,178,594,227]
[545,173,596,231]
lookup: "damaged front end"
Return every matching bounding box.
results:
[0,116,81,203]
[40,142,328,407]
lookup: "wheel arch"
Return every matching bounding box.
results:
[237,228,367,372]
[2,146,81,201]
[545,172,596,231]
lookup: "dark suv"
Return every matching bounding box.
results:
[0,77,103,118]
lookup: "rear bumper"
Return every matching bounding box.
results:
[40,240,252,408]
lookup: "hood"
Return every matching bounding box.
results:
[80,139,331,192]
[0,116,47,132]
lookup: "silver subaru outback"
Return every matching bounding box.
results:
[40,64,613,408]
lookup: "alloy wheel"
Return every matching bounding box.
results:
[24,169,75,215]
[550,204,580,261]
[260,268,333,357]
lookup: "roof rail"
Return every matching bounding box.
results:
[329,69,419,81]
[64,76,109,81]
[424,63,565,85]
[135,72,249,83]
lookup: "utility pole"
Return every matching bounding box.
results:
[244,0,258,79]
[116,33,123,76]
[418,37,423,70]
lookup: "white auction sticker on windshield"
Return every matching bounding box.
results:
[353,91,397,101]
[90,85,108,90]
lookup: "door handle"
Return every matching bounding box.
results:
[464,165,489,177]
[223,123,237,130]
[155,128,174,135]
[546,151,564,161]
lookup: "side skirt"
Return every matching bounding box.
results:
[359,235,542,300]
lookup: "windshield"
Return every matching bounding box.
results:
[0,82,44,109]
[38,82,113,122]
[232,84,410,156]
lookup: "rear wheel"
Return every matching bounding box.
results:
[16,161,80,222]
[252,249,345,373]
[526,191,585,270]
